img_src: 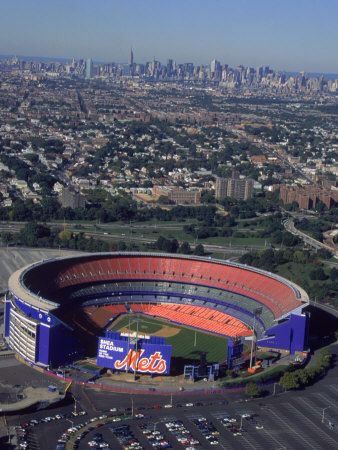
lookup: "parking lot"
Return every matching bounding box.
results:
[10,377,338,449]
[5,346,338,449]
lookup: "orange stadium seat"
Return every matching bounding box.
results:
[127,302,251,338]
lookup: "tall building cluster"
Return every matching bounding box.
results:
[279,183,338,210]
[1,54,337,93]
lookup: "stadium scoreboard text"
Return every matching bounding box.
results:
[96,336,172,375]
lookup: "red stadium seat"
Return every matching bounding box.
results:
[52,255,303,319]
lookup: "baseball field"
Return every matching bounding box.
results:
[109,314,227,363]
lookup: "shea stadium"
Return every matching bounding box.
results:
[4,253,310,378]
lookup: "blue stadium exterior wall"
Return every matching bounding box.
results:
[257,313,309,354]
[5,294,83,367]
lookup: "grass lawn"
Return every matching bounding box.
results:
[166,327,227,363]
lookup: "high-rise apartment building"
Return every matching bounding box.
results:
[215,172,254,201]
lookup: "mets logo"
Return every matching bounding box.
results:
[114,349,167,374]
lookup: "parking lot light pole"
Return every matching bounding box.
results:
[273,382,281,396]
[322,406,331,423]
[240,416,243,431]
[65,418,74,428]
[249,318,256,369]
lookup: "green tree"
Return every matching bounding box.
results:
[194,243,205,256]
[58,230,72,241]
[245,382,261,398]
[279,372,300,390]
[179,241,192,254]
[330,268,338,282]
[309,267,328,281]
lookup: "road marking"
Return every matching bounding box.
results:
[282,402,337,448]
[294,396,321,416]
[314,392,338,409]
[262,427,288,449]
[267,406,318,450]
[328,385,338,394]
[238,433,262,450]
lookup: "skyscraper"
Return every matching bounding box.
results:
[130,47,134,76]
[85,58,93,79]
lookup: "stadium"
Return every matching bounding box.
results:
[4,252,310,377]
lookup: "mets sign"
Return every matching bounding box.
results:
[96,337,172,375]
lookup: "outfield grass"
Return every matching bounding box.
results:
[166,327,227,363]
[110,315,227,363]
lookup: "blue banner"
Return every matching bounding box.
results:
[96,337,172,375]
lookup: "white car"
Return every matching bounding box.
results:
[164,404,173,408]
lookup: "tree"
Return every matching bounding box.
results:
[117,241,127,251]
[179,241,192,255]
[309,267,328,281]
[317,249,332,260]
[245,382,261,398]
[58,230,72,241]
[194,243,205,256]
[294,369,310,387]
[19,222,51,247]
[330,268,338,282]
[279,372,300,390]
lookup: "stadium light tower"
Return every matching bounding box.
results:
[249,307,263,369]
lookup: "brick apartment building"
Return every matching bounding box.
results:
[280,184,338,209]
[152,185,201,204]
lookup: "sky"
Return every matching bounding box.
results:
[0,0,337,73]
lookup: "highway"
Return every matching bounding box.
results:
[282,216,338,258]
[0,221,269,257]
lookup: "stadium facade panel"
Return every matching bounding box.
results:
[4,253,309,368]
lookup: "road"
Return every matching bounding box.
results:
[0,220,269,257]
[282,216,338,257]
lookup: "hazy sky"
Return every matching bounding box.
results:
[1,0,337,72]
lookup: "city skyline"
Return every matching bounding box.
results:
[1,0,338,73]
